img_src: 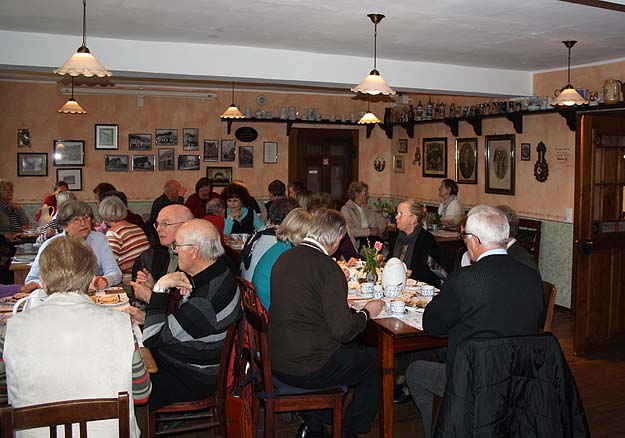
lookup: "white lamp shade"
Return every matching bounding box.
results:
[351,71,396,96]
[358,110,381,124]
[57,98,87,114]
[551,86,588,107]
[54,49,111,77]
[220,104,244,119]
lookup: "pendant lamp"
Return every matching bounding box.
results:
[220,82,244,119]
[358,101,381,124]
[551,41,588,107]
[352,14,395,96]
[58,77,87,114]
[55,0,111,77]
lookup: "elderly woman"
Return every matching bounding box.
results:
[99,196,150,275]
[341,181,387,250]
[252,208,313,310]
[391,199,443,287]
[438,178,464,230]
[25,200,122,289]
[36,190,77,244]
[221,183,263,235]
[0,236,150,436]
[0,179,31,239]
[185,177,220,218]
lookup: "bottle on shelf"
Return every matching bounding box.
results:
[425,98,433,120]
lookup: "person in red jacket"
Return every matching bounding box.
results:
[185,177,220,218]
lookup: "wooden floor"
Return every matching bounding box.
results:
[174,308,625,437]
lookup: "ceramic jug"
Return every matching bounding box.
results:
[37,205,55,228]
[381,257,407,291]
[603,78,623,105]
[13,288,47,315]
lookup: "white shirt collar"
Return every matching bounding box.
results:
[301,237,328,255]
[476,248,508,262]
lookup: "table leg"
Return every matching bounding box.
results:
[378,330,394,438]
[135,403,150,437]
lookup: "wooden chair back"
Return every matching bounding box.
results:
[0,391,130,438]
[542,281,557,333]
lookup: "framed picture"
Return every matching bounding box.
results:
[17,128,30,148]
[207,166,233,187]
[128,133,152,150]
[263,141,278,163]
[53,139,85,166]
[221,139,235,161]
[393,155,405,173]
[95,124,118,150]
[17,153,47,176]
[423,137,447,178]
[486,134,515,195]
[398,139,408,153]
[238,146,254,168]
[178,154,201,170]
[158,148,175,171]
[104,154,129,172]
[183,128,199,151]
[455,138,478,184]
[155,129,178,146]
[203,140,219,162]
[56,168,82,191]
[521,143,531,161]
[132,154,155,171]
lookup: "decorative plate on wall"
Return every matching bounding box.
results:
[235,127,258,143]
[256,95,267,106]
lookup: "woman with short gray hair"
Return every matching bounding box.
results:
[341,181,387,250]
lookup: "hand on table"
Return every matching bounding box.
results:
[91,276,109,290]
[20,282,40,294]
[122,306,145,325]
[364,299,385,318]
[45,228,56,238]
[130,281,152,303]
[345,257,359,267]
[135,268,155,289]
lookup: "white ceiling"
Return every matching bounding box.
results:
[1,0,624,93]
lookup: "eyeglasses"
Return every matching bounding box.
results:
[170,242,196,251]
[460,232,482,245]
[395,211,415,218]
[154,221,185,230]
[68,215,91,224]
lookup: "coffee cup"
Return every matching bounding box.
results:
[384,284,400,298]
[421,285,435,297]
[361,282,374,295]
[373,285,384,299]
[13,288,47,315]
[390,301,406,313]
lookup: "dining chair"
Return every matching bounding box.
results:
[238,278,345,438]
[542,281,557,333]
[148,316,239,437]
[0,391,130,438]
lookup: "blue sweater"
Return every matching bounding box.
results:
[251,241,291,310]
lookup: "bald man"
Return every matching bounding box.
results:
[142,219,241,409]
[149,179,187,224]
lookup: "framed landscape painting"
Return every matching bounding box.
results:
[17,153,47,176]
[207,166,232,187]
[56,168,82,191]
[485,134,515,195]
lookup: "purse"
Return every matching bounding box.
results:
[225,315,253,438]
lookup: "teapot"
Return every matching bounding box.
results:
[37,205,55,227]
[603,78,623,105]
[13,288,47,315]
[381,257,407,291]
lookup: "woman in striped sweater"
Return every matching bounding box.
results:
[99,195,150,275]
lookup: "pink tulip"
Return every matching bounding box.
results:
[374,241,383,252]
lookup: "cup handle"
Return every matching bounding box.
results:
[13,296,29,315]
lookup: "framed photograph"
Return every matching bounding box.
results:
[17,128,30,148]
[128,133,152,150]
[393,155,405,173]
[221,139,235,161]
[158,148,175,171]
[178,154,201,170]
[17,153,47,177]
[56,168,82,191]
[486,134,515,195]
[455,138,478,184]
[104,154,129,172]
[398,139,408,154]
[95,124,118,150]
[203,140,219,162]
[521,143,531,161]
[207,166,233,187]
[53,139,85,166]
[155,129,178,146]
[132,154,155,172]
[423,137,448,178]
[183,128,199,151]
[238,146,254,168]
[263,141,278,164]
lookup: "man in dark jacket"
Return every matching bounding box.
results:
[405,205,545,438]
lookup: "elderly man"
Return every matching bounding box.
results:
[405,205,545,438]
[149,180,186,224]
[25,200,122,289]
[269,209,384,438]
[142,219,241,409]
[497,205,538,271]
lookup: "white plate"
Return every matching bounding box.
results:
[406,306,424,313]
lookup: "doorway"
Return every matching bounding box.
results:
[288,128,359,208]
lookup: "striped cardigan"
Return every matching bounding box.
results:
[106,221,150,274]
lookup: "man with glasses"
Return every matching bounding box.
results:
[404,205,545,438]
[141,219,240,409]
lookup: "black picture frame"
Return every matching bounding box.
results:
[238,146,254,168]
[56,168,82,191]
[132,154,155,171]
[53,140,85,166]
[158,148,175,171]
[104,154,129,172]
[521,143,531,161]
[206,166,233,187]
[485,134,515,195]
[178,154,201,170]
[128,133,152,150]
[183,128,199,151]
[398,139,408,153]
[455,137,478,184]
[221,139,235,161]
[423,137,447,178]
[155,129,178,146]
[203,140,219,162]
[95,124,119,150]
[17,153,47,177]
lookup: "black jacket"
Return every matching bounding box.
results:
[389,228,442,287]
[434,333,590,438]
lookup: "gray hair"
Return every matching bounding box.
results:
[98,195,127,222]
[346,181,368,201]
[497,205,519,238]
[55,190,76,208]
[399,199,426,220]
[56,200,94,228]
[180,219,224,261]
[276,208,313,245]
[206,198,225,215]
[465,204,509,247]
[306,208,346,247]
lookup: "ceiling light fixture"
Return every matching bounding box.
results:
[54,0,111,77]
[352,14,396,96]
[551,40,588,107]
[220,82,244,119]
[358,101,381,124]
[57,77,87,114]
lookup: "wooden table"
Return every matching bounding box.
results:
[358,315,447,438]
[9,254,35,285]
